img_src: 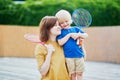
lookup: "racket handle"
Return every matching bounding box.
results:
[77,39,83,46]
[77,39,79,45]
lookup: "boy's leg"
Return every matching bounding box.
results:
[75,58,85,80]
[76,72,83,80]
[71,73,76,80]
[66,58,76,80]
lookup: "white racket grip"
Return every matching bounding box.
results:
[77,38,79,45]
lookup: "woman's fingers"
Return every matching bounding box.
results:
[45,44,55,53]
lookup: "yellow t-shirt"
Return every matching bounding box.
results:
[34,40,70,80]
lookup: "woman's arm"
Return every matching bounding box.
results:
[39,51,52,76]
[36,44,55,76]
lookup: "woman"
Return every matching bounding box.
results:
[34,16,70,80]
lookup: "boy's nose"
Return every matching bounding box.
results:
[64,22,67,25]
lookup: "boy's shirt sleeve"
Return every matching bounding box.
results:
[56,34,63,40]
[56,29,65,40]
[75,27,85,33]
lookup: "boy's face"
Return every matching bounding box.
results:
[59,18,71,29]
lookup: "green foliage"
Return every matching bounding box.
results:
[0,0,120,26]
[0,0,13,9]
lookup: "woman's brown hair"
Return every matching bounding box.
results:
[39,16,58,42]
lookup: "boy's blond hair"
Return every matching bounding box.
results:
[55,9,72,23]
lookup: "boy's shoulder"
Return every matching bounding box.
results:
[70,26,80,30]
[69,26,76,29]
[70,26,84,32]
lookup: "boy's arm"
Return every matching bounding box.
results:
[82,43,86,60]
[79,39,87,60]
[78,32,88,39]
[57,33,72,46]
[76,27,88,39]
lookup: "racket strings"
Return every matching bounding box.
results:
[72,9,92,28]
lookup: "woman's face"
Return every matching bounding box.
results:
[50,21,61,36]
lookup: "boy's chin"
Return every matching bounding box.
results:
[63,26,69,29]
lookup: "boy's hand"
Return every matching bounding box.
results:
[77,38,84,46]
[71,33,80,40]
[78,32,88,39]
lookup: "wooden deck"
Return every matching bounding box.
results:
[0,57,120,80]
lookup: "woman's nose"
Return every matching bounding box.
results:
[58,26,61,29]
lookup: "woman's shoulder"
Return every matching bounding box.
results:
[35,44,45,49]
[34,44,47,55]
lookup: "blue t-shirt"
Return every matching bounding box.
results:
[56,27,85,58]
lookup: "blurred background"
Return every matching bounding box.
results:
[0,0,120,26]
[0,0,120,80]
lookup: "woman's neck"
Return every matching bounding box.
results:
[49,35,56,41]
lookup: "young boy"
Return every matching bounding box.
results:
[55,10,88,80]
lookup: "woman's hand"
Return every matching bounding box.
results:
[45,44,55,55]
[39,44,55,76]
